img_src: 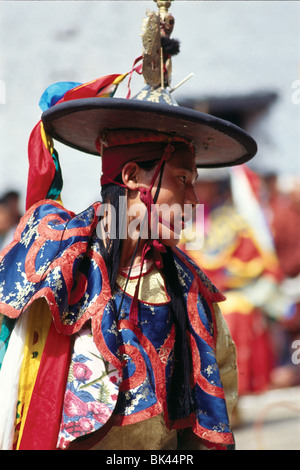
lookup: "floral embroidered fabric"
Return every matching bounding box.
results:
[57,324,120,449]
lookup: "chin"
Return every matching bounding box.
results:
[151,222,182,248]
[159,233,181,248]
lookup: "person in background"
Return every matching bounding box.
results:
[180,167,283,399]
[261,173,300,388]
[0,191,22,250]
[1,191,22,227]
[0,201,12,251]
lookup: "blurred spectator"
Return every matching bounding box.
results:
[180,166,284,397]
[1,191,22,227]
[263,174,300,278]
[0,190,22,250]
[261,174,300,388]
[0,202,13,250]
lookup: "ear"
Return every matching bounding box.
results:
[122,162,140,190]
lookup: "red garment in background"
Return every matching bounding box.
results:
[269,192,300,278]
[181,200,280,395]
[224,309,274,394]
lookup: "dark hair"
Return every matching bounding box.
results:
[100,160,159,289]
[162,247,194,421]
[99,182,125,289]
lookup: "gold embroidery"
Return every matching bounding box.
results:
[116,266,169,304]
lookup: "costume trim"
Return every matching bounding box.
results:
[0,199,111,336]
[173,247,226,304]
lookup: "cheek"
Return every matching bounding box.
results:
[154,185,183,207]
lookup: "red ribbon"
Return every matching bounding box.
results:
[126,55,143,99]
[128,142,175,325]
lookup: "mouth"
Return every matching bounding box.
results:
[158,216,185,237]
[150,205,192,240]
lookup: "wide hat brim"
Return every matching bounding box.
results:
[42,97,257,168]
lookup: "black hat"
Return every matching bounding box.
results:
[41,3,257,169]
[42,90,257,168]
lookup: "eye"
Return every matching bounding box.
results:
[179,175,187,184]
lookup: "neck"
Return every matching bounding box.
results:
[119,237,148,269]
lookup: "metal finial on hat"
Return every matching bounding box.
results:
[141,0,177,90]
[41,0,257,168]
[155,0,172,19]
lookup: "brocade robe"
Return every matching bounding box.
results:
[0,200,237,450]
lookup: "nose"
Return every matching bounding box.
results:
[185,184,199,208]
